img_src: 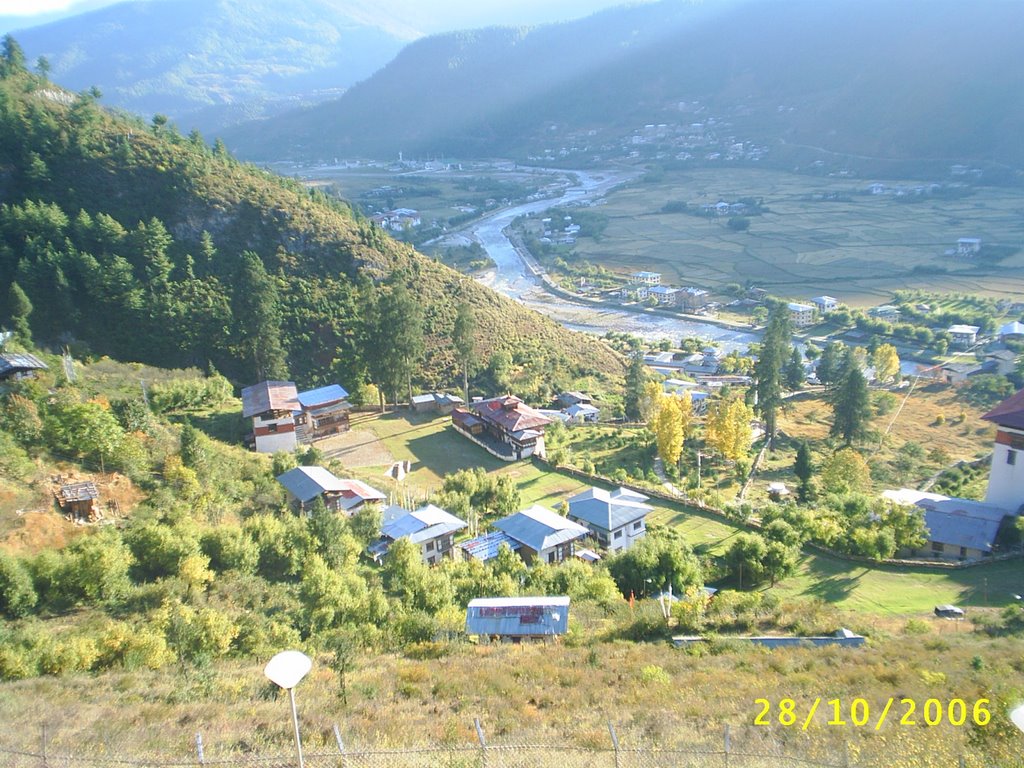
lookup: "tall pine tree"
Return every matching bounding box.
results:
[452,299,477,404]
[232,251,288,382]
[829,349,870,445]
[754,304,792,442]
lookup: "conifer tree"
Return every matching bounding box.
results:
[232,251,288,382]
[623,349,647,421]
[7,281,32,343]
[452,299,477,404]
[829,349,870,445]
[754,304,792,441]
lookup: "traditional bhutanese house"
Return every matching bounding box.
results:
[0,351,48,381]
[493,505,590,564]
[566,487,653,552]
[459,530,523,562]
[565,403,600,423]
[276,466,385,516]
[947,324,980,349]
[465,596,570,639]
[982,387,1024,513]
[557,391,593,408]
[295,385,351,442]
[56,481,102,522]
[453,395,552,460]
[371,504,467,565]
[998,320,1024,342]
[410,391,465,414]
[242,381,300,453]
[882,489,1008,560]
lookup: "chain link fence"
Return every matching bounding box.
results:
[0,720,860,768]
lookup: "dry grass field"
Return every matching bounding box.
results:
[575,168,1024,304]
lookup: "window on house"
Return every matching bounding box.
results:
[548,551,556,564]
[633,521,643,531]
[1008,450,1017,466]
[425,541,434,552]
[959,546,968,558]
[614,529,623,539]
[267,423,278,433]
[931,541,944,553]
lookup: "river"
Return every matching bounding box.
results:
[452,168,759,352]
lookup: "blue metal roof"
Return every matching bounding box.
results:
[276,466,344,502]
[567,487,652,532]
[883,489,1008,552]
[460,531,521,561]
[493,505,589,552]
[381,504,466,544]
[296,384,350,408]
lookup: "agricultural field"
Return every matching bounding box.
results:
[571,168,1024,304]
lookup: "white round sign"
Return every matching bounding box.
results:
[1011,703,1024,735]
[264,650,312,690]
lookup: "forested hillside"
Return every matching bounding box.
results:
[226,0,1024,171]
[0,45,622,399]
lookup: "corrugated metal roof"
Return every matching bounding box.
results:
[567,487,652,531]
[296,384,349,408]
[493,505,589,552]
[883,488,1008,552]
[382,504,466,544]
[276,466,346,502]
[470,396,551,434]
[466,596,569,636]
[460,531,521,561]
[241,381,299,417]
[0,352,48,378]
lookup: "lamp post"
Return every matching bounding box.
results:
[264,650,313,768]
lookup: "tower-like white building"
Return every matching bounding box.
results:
[983,388,1024,513]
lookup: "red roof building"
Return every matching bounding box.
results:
[982,387,1024,512]
[452,395,552,461]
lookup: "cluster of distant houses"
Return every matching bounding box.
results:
[618,272,714,313]
[369,208,421,232]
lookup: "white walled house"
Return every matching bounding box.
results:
[567,487,653,552]
[242,381,299,453]
[983,388,1024,513]
[493,505,590,565]
[787,302,816,327]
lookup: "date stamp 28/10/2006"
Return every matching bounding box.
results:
[753,698,991,731]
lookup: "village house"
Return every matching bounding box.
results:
[369,504,467,565]
[956,237,982,256]
[787,302,816,328]
[648,285,679,305]
[242,380,300,453]
[982,387,1024,512]
[465,596,570,640]
[940,362,985,387]
[810,296,838,314]
[565,402,600,423]
[410,391,465,414]
[276,466,386,515]
[948,324,980,349]
[998,320,1024,342]
[56,480,102,522]
[557,391,593,408]
[630,271,662,286]
[869,305,902,322]
[0,351,48,382]
[451,395,552,461]
[492,505,590,564]
[677,286,710,312]
[243,380,352,452]
[882,489,1008,561]
[294,384,351,442]
[620,284,650,301]
[566,487,653,552]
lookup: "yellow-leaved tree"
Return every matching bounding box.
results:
[652,393,692,467]
[705,398,754,461]
[872,343,901,384]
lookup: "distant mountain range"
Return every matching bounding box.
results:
[222,0,1024,172]
[7,0,636,137]
[10,0,418,136]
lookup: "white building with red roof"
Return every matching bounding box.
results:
[983,387,1024,512]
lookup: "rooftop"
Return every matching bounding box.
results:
[470,396,552,434]
[883,489,1008,553]
[567,487,653,531]
[242,381,299,417]
[296,384,350,408]
[983,387,1024,430]
[381,504,467,545]
[0,352,48,379]
[494,505,590,553]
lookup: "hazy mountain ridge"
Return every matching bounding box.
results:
[223,0,1024,171]
[11,0,416,136]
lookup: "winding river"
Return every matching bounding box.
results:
[458,168,759,352]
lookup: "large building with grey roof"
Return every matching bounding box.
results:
[492,505,590,565]
[567,486,653,552]
[370,504,467,565]
[276,466,385,516]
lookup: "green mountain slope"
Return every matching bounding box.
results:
[224,0,1024,171]
[0,59,623,397]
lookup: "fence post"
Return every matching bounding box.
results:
[607,721,621,768]
[474,718,487,768]
[40,724,47,768]
[723,724,730,768]
[959,756,966,768]
[195,733,205,767]
[333,724,347,768]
